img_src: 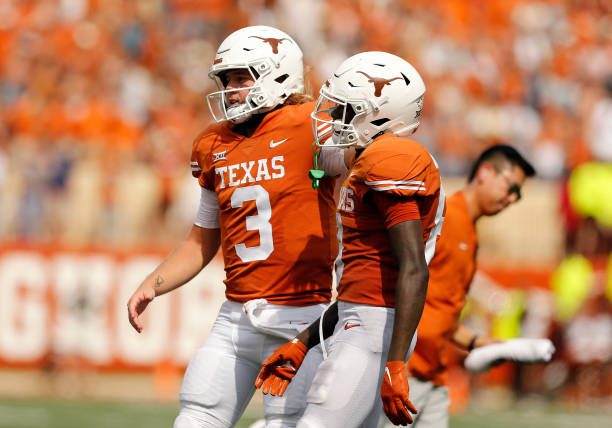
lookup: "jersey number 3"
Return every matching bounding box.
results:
[230,185,274,262]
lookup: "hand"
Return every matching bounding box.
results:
[127,285,156,333]
[255,338,308,396]
[381,361,417,426]
[476,336,502,348]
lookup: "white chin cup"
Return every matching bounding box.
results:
[226,104,252,124]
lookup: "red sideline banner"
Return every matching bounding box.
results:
[0,245,560,370]
[0,245,227,369]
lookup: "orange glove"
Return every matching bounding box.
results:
[255,338,308,396]
[381,361,418,426]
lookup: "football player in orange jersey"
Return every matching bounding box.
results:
[255,51,445,427]
[377,144,538,428]
[126,26,346,428]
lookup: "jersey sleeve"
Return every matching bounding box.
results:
[363,150,438,198]
[190,130,215,191]
[370,192,421,229]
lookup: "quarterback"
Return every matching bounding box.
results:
[127,26,343,428]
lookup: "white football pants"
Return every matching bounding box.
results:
[174,300,327,428]
[297,301,417,428]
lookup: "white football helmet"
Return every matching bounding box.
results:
[312,51,425,148]
[207,25,304,124]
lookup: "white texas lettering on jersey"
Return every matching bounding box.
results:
[215,155,286,189]
[337,187,354,212]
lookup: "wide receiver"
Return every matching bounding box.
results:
[127,26,345,428]
[256,51,445,427]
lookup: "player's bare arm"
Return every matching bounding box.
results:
[387,220,429,361]
[296,301,339,348]
[452,323,500,351]
[127,225,220,333]
[381,219,428,425]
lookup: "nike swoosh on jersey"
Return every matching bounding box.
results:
[344,323,361,330]
[269,138,288,148]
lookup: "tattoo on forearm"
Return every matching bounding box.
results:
[154,275,164,289]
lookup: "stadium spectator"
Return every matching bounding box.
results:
[0,0,609,247]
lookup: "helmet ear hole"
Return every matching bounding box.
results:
[275,74,289,84]
[370,118,390,126]
[249,66,260,79]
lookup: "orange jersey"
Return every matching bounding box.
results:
[336,134,445,308]
[190,102,337,305]
[408,191,478,385]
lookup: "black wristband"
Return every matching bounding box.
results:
[467,335,478,352]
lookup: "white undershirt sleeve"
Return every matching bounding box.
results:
[194,188,220,229]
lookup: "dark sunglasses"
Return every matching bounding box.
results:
[497,169,522,201]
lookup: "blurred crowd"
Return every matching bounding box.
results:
[0,0,610,411]
[0,0,610,248]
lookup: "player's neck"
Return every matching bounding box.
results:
[230,113,267,137]
[461,186,482,223]
[230,104,286,137]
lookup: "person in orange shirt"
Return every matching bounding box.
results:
[126,26,345,428]
[255,51,445,427]
[380,144,536,428]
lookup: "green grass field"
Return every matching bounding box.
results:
[0,399,610,428]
